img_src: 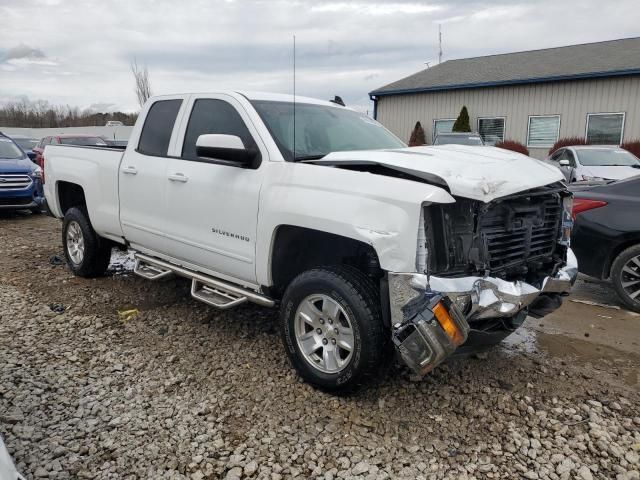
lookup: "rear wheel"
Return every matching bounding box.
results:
[611,244,640,313]
[62,207,112,278]
[279,266,386,394]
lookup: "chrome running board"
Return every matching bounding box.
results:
[133,253,275,309]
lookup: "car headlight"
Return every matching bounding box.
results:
[32,166,43,180]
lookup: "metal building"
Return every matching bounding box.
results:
[370,37,640,159]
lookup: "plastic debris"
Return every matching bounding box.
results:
[569,299,620,310]
[49,303,65,314]
[48,255,64,266]
[117,308,139,322]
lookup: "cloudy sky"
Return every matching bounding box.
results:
[0,0,638,113]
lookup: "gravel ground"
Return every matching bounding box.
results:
[1,213,639,480]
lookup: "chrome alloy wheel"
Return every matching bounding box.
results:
[620,255,640,301]
[66,220,85,265]
[294,294,355,374]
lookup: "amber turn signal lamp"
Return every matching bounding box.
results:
[432,301,465,346]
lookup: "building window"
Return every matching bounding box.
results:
[527,115,561,148]
[477,117,505,145]
[433,119,455,141]
[586,113,625,145]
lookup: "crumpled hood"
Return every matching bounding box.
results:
[315,145,565,202]
[579,165,640,181]
[0,157,35,174]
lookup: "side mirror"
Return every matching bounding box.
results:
[195,134,257,167]
[27,152,36,161]
[558,159,570,167]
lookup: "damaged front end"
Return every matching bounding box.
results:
[390,183,578,376]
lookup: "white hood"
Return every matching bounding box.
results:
[579,165,640,181]
[317,145,565,202]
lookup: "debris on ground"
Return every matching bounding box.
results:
[117,308,139,322]
[48,303,65,314]
[570,298,621,309]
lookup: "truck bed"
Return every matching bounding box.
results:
[44,144,125,242]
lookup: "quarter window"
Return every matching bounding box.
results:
[182,99,259,161]
[433,119,455,141]
[137,99,182,157]
[586,113,625,145]
[478,117,505,145]
[527,115,560,148]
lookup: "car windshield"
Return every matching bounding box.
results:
[12,138,37,150]
[0,137,24,159]
[434,134,484,146]
[250,100,405,161]
[59,136,108,146]
[577,149,640,166]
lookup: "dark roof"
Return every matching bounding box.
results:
[371,37,640,97]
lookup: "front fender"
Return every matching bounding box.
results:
[255,162,454,285]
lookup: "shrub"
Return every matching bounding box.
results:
[621,140,640,158]
[495,140,529,156]
[452,106,471,132]
[408,121,427,146]
[548,137,588,156]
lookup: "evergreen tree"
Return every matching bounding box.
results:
[408,121,426,146]
[452,106,471,132]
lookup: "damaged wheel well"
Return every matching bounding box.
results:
[270,226,383,297]
[57,181,86,214]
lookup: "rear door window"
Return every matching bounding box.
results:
[137,99,183,157]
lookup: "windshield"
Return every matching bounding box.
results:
[251,100,405,161]
[12,138,37,150]
[577,149,640,167]
[59,136,108,146]
[0,137,25,159]
[434,134,483,146]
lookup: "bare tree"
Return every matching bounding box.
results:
[131,59,153,108]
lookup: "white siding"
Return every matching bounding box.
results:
[376,77,640,158]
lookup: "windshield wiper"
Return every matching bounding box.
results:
[294,154,327,162]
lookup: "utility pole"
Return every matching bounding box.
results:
[438,24,443,64]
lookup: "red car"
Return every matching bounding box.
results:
[32,134,108,173]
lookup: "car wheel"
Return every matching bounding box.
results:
[62,207,112,278]
[279,266,386,394]
[610,244,640,313]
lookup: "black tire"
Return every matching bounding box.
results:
[611,244,640,313]
[62,206,112,278]
[279,266,386,394]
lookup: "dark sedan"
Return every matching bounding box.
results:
[570,176,640,312]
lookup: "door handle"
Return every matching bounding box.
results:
[122,166,138,175]
[168,173,188,183]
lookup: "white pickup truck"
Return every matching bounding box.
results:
[44,91,577,392]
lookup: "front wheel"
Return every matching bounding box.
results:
[279,266,386,394]
[62,207,112,278]
[611,244,640,313]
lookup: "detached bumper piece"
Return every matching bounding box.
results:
[392,294,469,376]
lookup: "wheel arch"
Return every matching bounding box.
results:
[604,237,640,279]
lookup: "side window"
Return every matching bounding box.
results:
[137,99,183,157]
[182,99,260,161]
[550,149,563,162]
[565,150,576,167]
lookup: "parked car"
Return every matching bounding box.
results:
[570,176,640,312]
[8,135,38,161]
[105,120,124,127]
[32,134,108,171]
[0,434,25,480]
[0,133,44,213]
[43,91,575,393]
[100,137,129,148]
[548,145,640,182]
[433,132,484,146]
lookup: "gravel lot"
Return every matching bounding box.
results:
[1,212,639,480]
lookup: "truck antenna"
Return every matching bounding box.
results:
[293,34,296,160]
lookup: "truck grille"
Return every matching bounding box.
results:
[425,184,566,278]
[479,197,562,271]
[0,174,32,190]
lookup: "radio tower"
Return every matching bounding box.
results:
[438,24,443,64]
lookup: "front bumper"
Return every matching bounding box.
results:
[389,249,578,375]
